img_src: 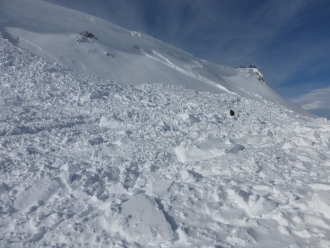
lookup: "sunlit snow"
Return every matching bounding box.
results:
[1,1,330,247]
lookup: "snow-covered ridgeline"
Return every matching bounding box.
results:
[1,34,330,247]
[0,0,313,117]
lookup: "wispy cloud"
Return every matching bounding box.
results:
[292,86,330,119]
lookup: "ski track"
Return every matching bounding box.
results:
[1,36,330,248]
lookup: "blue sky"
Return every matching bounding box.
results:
[45,0,330,118]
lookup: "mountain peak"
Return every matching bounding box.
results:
[236,67,265,84]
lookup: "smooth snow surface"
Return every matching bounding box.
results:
[1,34,330,248]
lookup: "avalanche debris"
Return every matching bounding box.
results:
[1,13,330,248]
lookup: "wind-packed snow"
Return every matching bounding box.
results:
[1,33,330,248]
[1,1,330,247]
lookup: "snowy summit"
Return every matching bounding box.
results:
[1,0,330,247]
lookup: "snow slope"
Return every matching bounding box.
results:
[0,0,313,117]
[1,1,330,247]
[1,32,330,247]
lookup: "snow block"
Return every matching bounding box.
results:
[119,194,173,243]
[99,116,125,129]
[309,118,329,126]
[249,196,278,216]
[267,130,274,137]
[146,179,173,197]
[109,182,129,195]
[178,113,199,124]
[175,143,225,163]
[312,191,330,218]
[14,177,60,210]
[228,144,245,154]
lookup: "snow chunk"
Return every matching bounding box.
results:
[0,96,22,106]
[267,130,274,137]
[309,117,329,125]
[154,121,172,131]
[146,179,173,197]
[61,163,80,173]
[309,183,330,191]
[119,194,173,243]
[109,182,129,195]
[99,116,135,129]
[178,113,199,124]
[311,191,330,218]
[249,196,278,216]
[175,144,224,163]
[175,140,226,162]
[228,144,245,154]
[30,228,47,242]
[181,169,203,182]
[181,169,194,181]
[14,177,60,210]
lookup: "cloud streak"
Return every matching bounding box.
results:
[292,86,330,119]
